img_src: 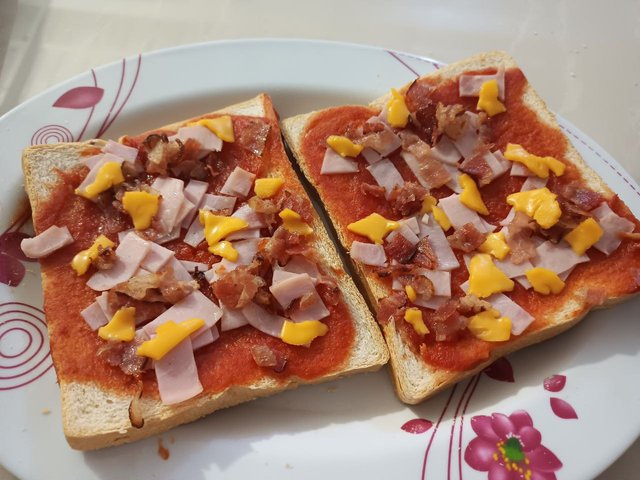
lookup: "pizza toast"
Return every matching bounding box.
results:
[21,94,388,449]
[281,51,640,404]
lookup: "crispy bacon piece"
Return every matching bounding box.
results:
[400,132,451,189]
[141,134,184,176]
[97,334,148,376]
[405,80,438,144]
[262,226,313,266]
[553,183,604,212]
[360,182,386,198]
[620,231,640,241]
[107,291,168,322]
[413,237,438,270]
[114,268,198,304]
[435,103,466,140]
[447,223,487,253]
[458,294,494,316]
[397,274,434,299]
[388,181,428,216]
[384,233,416,264]
[317,282,340,307]
[213,267,265,309]
[426,300,468,342]
[278,191,314,224]
[94,246,117,270]
[248,196,279,214]
[362,120,385,135]
[459,150,493,186]
[236,118,271,156]
[375,263,415,278]
[376,291,406,326]
[506,211,537,264]
[250,344,287,373]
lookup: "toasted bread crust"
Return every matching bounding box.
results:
[22,94,388,450]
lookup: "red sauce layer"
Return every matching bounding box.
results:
[36,113,355,398]
[300,68,640,371]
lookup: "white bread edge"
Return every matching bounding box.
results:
[22,94,388,450]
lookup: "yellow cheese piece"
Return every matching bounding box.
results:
[405,285,417,302]
[479,231,511,260]
[525,267,566,295]
[563,217,604,256]
[137,318,205,360]
[476,79,506,117]
[199,210,248,245]
[506,187,562,229]
[347,212,399,244]
[504,144,566,179]
[194,116,234,142]
[326,135,364,158]
[122,191,159,230]
[279,208,313,235]
[98,307,136,342]
[404,308,429,335]
[459,173,489,215]
[468,310,511,342]
[209,240,239,261]
[281,320,328,346]
[431,206,452,231]
[386,88,410,128]
[468,253,515,298]
[254,177,285,199]
[420,195,438,214]
[71,234,115,276]
[76,161,125,199]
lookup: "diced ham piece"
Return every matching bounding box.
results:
[201,193,237,213]
[155,338,203,405]
[143,290,222,339]
[429,136,461,165]
[414,295,449,310]
[510,162,534,177]
[75,153,124,197]
[83,154,103,170]
[533,240,589,274]
[172,124,223,153]
[96,291,114,319]
[272,269,299,285]
[592,202,635,255]
[183,217,206,247]
[241,302,286,338]
[400,151,451,190]
[437,194,495,233]
[442,163,463,193]
[231,204,266,228]
[140,241,174,272]
[280,255,320,282]
[80,300,109,330]
[205,239,262,283]
[419,214,460,271]
[494,257,535,278]
[20,225,74,259]
[151,176,185,234]
[386,222,420,246]
[86,233,151,291]
[362,148,382,164]
[191,326,218,350]
[289,291,330,322]
[103,139,138,162]
[358,117,402,156]
[220,167,255,198]
[366,159,404,197]
[400,217,420,235]
[321,148,359,174]
[179,180,209,228]
[180,260,209,272]
[487,293,534,335]
[451,112,482,159]
[392,269,451,297]
[350,241,387,266]
[522,176,548,191]
[225,227,261,241]
[459,68,505,99]
[220,307,249,331]
[484,151,510,181]
[269,273,315,309]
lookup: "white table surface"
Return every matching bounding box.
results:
[0,0,638,478]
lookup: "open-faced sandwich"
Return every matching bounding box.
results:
[20,94,388,449]
[281,51,640,404]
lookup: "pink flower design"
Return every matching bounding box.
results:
[465,410,562,480]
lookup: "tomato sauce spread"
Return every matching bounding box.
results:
[36,113,355,398]
[300,68,640,372]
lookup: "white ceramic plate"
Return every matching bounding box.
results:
[0,39,638,480]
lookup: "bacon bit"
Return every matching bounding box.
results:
[250,344,287,373]
[97,335,148,376]
[401,130,431,158]
[262,226,312,266]
[128,381,145,429]
[405,80,438,144]
[397,274,434,299]
[107,291,168,323]
[360,183,386,199]
[585,288,606,308]
[384,233,416,264]
[248,195,279,214]
[278,191,314,224]
[114,268,199,304]
[619,231,640,241]
[458,294,493,316]
[236,118,271,156]
[362,121,385,135]
[157,438,170,461]
[506,211,537,264]
[413,237,438,270]
[552,183,603,212]
[388,181,428,216]
[140,134,184,176]
[420,156,452,189]
[94,245,117,270]
[375,263,416,278]
[447,223,487,253]
[376,291,407,325]
[459,150,493,186]
[435,103,466,140]
[426,300,468,342]
[317,282,340,307]
[356,125,400,155]
[213,267,265,309]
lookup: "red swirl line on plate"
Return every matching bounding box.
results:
[560,124,640,199]
[421,383,458,479]
[98,54,142,137]
[0,302,44,314]
[0,365,53,391]
[31,125,74,145]
[457,374,481,480]
[446,377,476,480]
[0,313,45,370]
[0,327,32,358]
[75,69,99,141]
[95,59,126,139]
[1,209,31,236]
[387,50,420,77]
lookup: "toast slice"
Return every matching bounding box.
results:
[22,94,388,449]
[281,52,640,404]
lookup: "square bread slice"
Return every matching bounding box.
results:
[22,93,388,449]
[281,52,640,404]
